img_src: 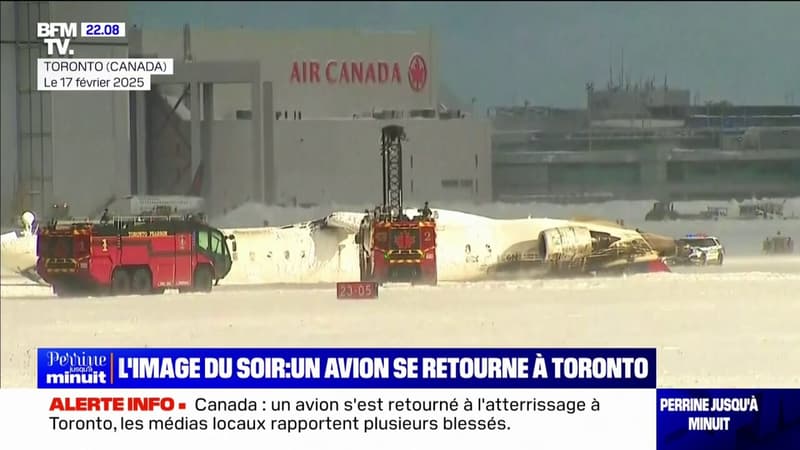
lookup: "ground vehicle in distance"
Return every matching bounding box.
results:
[763,233,794,255]
[739,201,785,219]
[670,234,725,266]
[35,214,234,296]
[645,202,727,221]
[644,201,679,221]
[701,207,728,220]
[355,125,438,285]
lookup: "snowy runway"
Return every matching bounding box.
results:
[2,255,798,388]
[3,200,798,387]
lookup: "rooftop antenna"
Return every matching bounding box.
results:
[619,48,624,89]
[664,73,668,90]
[183,23,192,62]
[609,49,614,90]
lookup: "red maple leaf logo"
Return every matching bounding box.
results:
[408,53,427,93]
[394,232,416,249]
[55,240,67,257]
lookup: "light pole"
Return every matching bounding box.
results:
[586,82,594,152]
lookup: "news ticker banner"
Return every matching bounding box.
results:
[35,347,656,389]
[0,348,796,450]
[36,21,173,91]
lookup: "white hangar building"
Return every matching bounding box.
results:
[1,1,492,224]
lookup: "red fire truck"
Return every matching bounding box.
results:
[354,125,438,285]
[35,214,234,297]
[357,214,437,284]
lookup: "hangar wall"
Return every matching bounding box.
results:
[139,25,492,209]
[1,1,18,226]
[49,1,131,217]
[1,1,131,224]
[2,7,491,222]
[145,90,194,197]
[273,119,492,206]
[50,49,131,217]
[208,120,255,214]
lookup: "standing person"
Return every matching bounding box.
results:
[421,201,432,219]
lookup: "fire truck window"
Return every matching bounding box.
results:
[210,231,223,254]
[197,230,209,250]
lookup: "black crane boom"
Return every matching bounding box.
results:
[380,125,406,220]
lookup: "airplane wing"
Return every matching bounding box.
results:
[322,212,365,234]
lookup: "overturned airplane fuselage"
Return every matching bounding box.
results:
[219,209,672,285]
[0,209,672,286]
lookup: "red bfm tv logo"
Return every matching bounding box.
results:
[290,53,428,92]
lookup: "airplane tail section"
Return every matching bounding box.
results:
[647,259,671,273]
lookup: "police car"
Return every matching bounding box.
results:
[672,234,725,266]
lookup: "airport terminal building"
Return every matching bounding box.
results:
[1,1,491,223]
[491,83,800,202]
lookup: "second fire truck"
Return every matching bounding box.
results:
[355,125,438,285]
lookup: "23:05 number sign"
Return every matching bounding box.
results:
[336,282,379,300]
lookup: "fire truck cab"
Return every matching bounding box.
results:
[35,214,234,297]
[357,208,437,285]
[355,125,438,285]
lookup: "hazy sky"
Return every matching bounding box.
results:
[130,1,800,109]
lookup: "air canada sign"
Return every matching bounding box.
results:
[289,53,428,93]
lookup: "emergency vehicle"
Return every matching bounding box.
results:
[763,233,794,255]
[354,125,438,285]
[35,214,234,297]
[671,234,725,266]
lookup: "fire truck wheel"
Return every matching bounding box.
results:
[413,274,438,286]
[53,284,80,297]
[359,257,371,282]
[131,269,153,295]
[193,265,213,292]
[111,269,131,295]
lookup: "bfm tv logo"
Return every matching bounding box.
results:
[43,350,111,385]
[290,53,428,93]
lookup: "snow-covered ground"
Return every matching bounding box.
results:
[2,255,799,388]
[2,200,798,388]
